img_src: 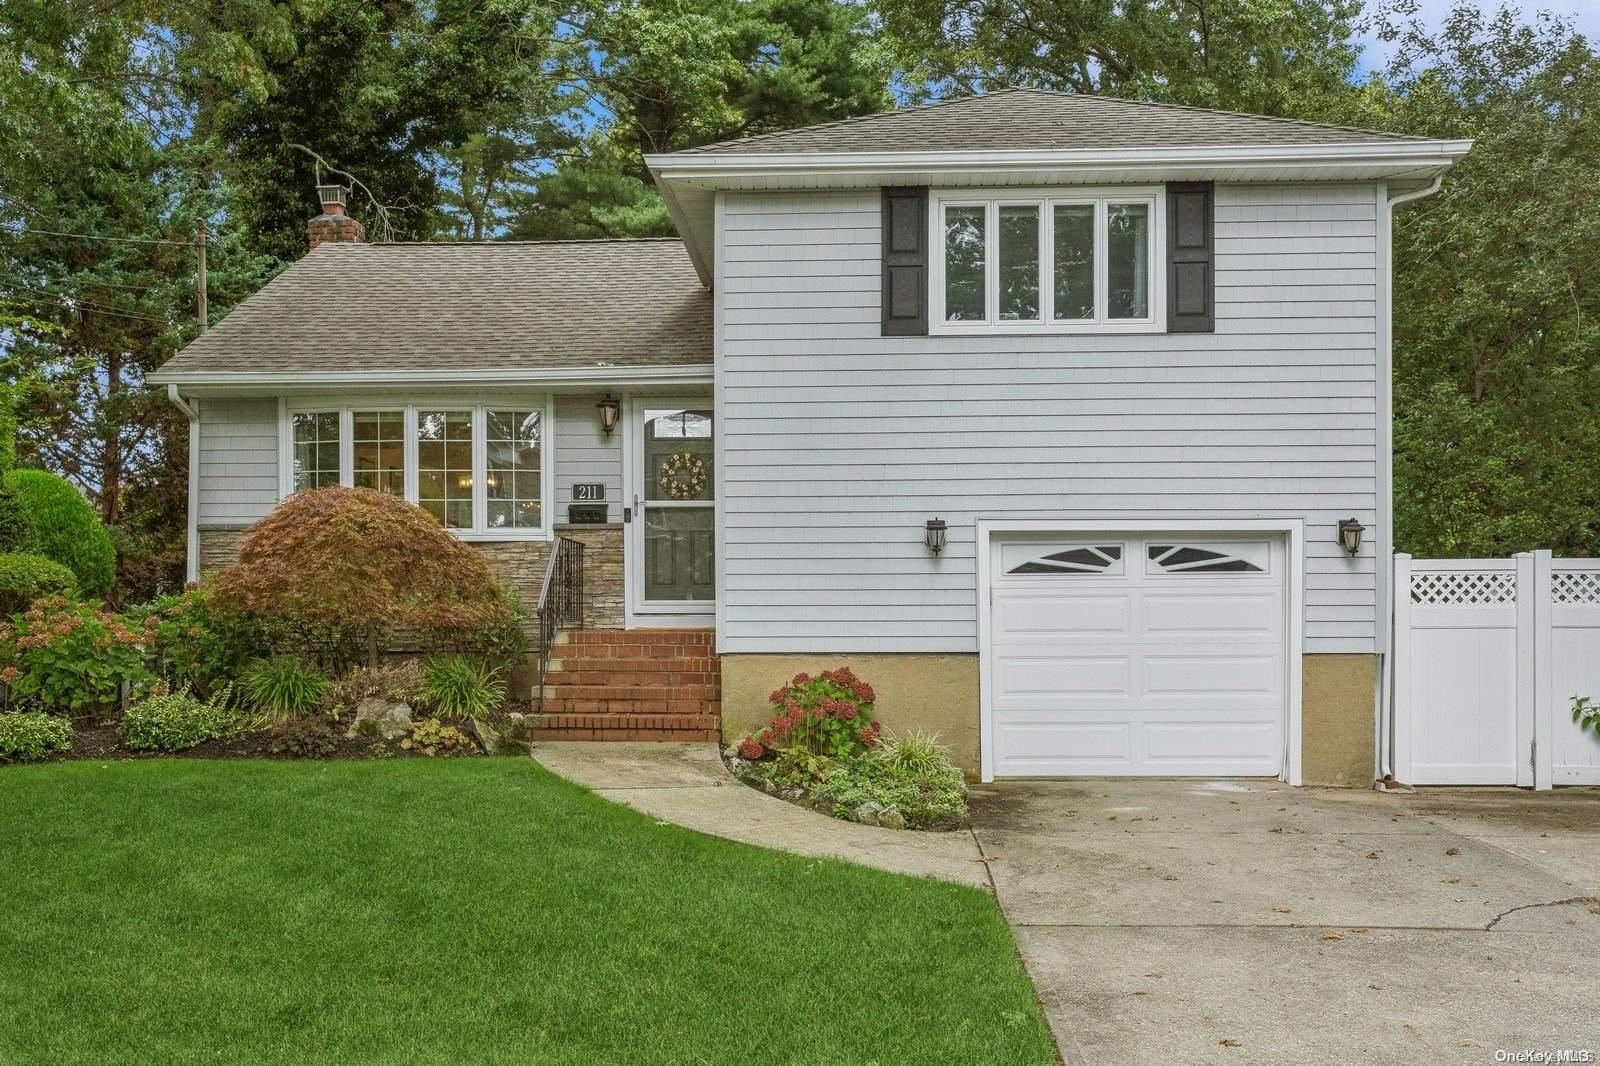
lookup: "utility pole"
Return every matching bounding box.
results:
[195,220,208,334]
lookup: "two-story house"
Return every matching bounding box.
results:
[149,89,1471,785]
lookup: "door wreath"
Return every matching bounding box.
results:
[657,452,708,499]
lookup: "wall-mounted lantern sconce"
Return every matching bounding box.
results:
[597,394,621,437]
[1337,518,1365,557]
[924,517,947,556]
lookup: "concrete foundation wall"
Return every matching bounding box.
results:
[1301,653,1378,787]
[721,654,983,769]
[721,652,1378,786]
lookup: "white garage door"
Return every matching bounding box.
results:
[988,535,1287,777]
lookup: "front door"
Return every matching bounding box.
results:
[628,401,715,620]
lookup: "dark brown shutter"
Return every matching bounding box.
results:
[881,186,928,336]
[1166,182,1214,333]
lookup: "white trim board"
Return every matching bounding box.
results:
[975,516,1305,785]
[151,364,714,394]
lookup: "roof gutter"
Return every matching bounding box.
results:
[646,139,1474,183]
[148,363,715,391]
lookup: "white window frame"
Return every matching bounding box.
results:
[929,186,1166,335]
[277,395,555,542]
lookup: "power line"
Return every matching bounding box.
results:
[4,225,192,247]
[0,270,174,294]
[3,283,171,323]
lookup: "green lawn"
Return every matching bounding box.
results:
[1,758,1055,1064]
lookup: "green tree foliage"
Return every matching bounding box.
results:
[512,0,889,238]
[1367,4,1600,556]
[868,0,1363,115]
[2,470,118,598]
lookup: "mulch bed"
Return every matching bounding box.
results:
[58,710,485,762]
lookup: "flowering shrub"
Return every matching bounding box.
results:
[0,596,153,714]
[0,710,73,762]
[734,728,969,830]
[739,667,879,760]
[136,585,277,696]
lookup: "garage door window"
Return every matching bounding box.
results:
[1004,544,1123,576]
[1146,542,1267,574]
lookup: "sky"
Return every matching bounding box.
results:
[1356,0,1600,70]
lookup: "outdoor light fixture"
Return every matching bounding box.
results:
[924,518,947,556]
[597,394,620,437]
[1338,518,1365,557]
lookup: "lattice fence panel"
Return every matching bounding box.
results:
[1552,570,1600,605]
[1410,570,1517,606]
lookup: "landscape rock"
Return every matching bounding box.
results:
[851,801,886,826]
[347,699,412,741]
[466,716,504,755]
[498,713,538,745]
[878,807,907,831]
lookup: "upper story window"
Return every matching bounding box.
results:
[284,399,552,540]
[930,188,1164,334]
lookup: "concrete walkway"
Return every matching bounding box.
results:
[972,779,1600,1065]
[529,741,989,888]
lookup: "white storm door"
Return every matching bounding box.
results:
[628,402,716,615]
[988,535,1286,777]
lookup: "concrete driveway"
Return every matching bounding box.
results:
[970,781,1600,1065]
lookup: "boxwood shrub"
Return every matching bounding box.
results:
[2,470,116,597]
[0,553,76,615]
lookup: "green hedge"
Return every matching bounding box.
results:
[2,470,115,597]
[0,553,76,615]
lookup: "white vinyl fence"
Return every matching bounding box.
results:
[1394,552,1600,788]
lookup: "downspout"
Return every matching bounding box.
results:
[1377,174,1445,782]
[167,384,201,584]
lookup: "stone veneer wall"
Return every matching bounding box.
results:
[473,525,623,630]
[195,523,624,630]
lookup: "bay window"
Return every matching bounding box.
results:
[932,188,1163,332]
[283,399,552,538]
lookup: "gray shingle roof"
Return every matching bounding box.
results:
[152,239,711,379]
[678,87,1423,155]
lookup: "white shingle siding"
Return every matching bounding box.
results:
[553,396,622,522]
[196,399,278,527]
[717,183,1381,654]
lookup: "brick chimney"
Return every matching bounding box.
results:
[307,184,365,249]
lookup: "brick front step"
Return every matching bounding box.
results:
[541,697,722,715]
[560,629,714,647]
[546,656,719,673]
[540,683,719,702]
[544,668,720,688]
[541,628,720,740]
[528,712,719,742]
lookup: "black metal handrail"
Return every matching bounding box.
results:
[535,535,585,713]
